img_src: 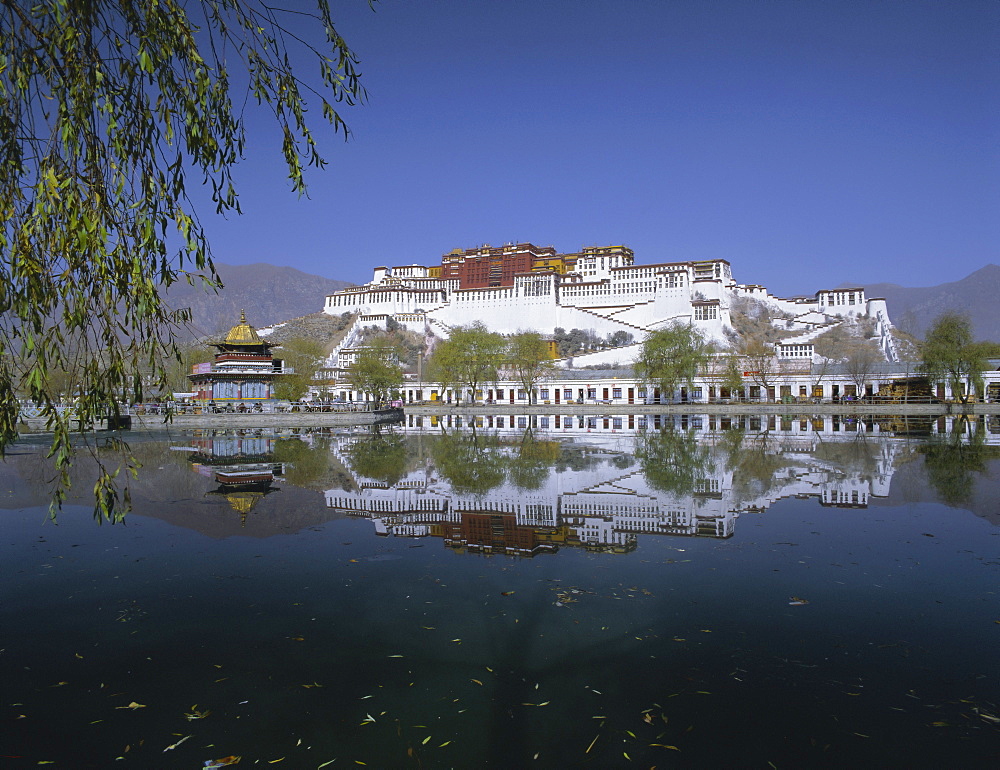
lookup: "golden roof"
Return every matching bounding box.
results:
[224,310,262,346]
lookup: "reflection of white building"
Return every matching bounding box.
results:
[323,420,912,554]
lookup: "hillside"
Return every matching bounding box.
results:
[163,262,352,338]
[859,264,1000,342]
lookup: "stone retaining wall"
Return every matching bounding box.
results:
[17,408,404,435]
[403,402,1000,417]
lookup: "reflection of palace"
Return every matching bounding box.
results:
[188,433,285,524]
[324,415,917,555]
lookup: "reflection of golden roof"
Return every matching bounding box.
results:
[224,310,262,346]
[225,490,265,516]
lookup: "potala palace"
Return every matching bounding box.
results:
[322,242,899,367]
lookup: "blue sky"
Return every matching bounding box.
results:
[204,0,998,297]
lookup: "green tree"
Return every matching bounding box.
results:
[347,338,404,408]
[426,322,506,403]
[163,343,215,395]
[504,331,557,403]
[0,0,365,520]
[920,313,987,403]
[717,352,745,400]
[274,337,327,401]
[634,323,712,402]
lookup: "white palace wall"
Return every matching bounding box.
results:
[323,250,899,364]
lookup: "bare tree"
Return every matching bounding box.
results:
[740,341,779,401]
[844,340,883,398]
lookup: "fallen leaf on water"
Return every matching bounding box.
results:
[317,761,337,768]
[164,735,192,751]
[203,758,241,768]
[422,736,431,745]
[185,707,211,720]
[788,597,809,606]
[470,679,483,686]
[267,759,285,764]
[116,702,146,710]
[650,743,680,750]
[501,591,515,596]
[302,683,323,689]
[439,741,451,747]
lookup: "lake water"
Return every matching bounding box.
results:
[2,414,998,768]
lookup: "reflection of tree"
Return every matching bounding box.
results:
[342,428,410,486]
[553,444,604,473]
[813,435,880,477]
[610,453,636,470]
[719,428,791,504]
[634,428,714,495]
[273,437,331,489]
[919,418,995,506]
[429,429,564,493]
[430,429,506,494]
[506,430,559,491]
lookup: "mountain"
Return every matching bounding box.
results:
[163,262,353,338]
[858,265,1000,342]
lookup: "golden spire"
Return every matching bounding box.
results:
[224,309,262,346]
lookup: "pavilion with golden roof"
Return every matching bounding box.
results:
[188,311,284,405]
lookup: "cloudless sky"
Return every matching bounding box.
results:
[203,0,999,297]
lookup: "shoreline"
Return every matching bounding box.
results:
[401,401,1000,416]
[14,401,998,436]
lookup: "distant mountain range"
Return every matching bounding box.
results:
[163,262,353,339]
[858,264,1000,342]
[164,260,1000,346]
